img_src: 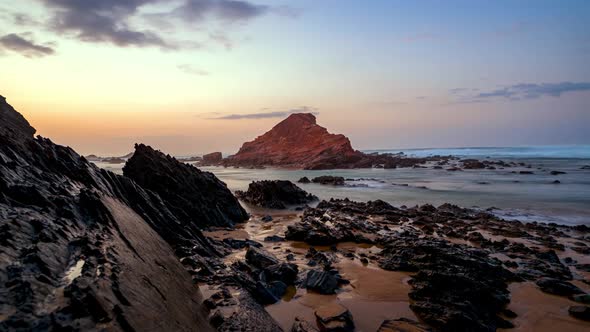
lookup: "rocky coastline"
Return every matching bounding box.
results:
[2,95,589,332]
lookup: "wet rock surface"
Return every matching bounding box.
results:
[236,180,318,209]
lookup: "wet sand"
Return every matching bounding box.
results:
[499,282,590,332]
[252,208,589,331]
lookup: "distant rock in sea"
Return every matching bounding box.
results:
[203,151,223,164]
[224,113,453,170]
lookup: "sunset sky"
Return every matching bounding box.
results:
[1,0,589,156]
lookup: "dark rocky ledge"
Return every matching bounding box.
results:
[0,95,280,331]
[124,143,248,228]
[235,180,318,209]
[284,198,590,331]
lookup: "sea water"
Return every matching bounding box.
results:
[95,145,590,226]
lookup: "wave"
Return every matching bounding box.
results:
[364,145,590,159]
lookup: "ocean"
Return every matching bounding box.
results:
[96,145,590,226]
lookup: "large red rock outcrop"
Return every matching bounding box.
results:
[225,113,365,169]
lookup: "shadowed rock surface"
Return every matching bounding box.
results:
[124,144,248,228]
[0,95,280,331]
[0,96,217,331]
[236,180,318,209]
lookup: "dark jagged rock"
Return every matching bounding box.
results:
[379,238,515,331]
[0,96,215,331]
[246,246,280,269]
[311,176,345,186]
[235,180,318,209]
[304,270,339,294]
[123,144,248,228]
[213,292,283,332]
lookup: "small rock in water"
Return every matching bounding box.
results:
[304,270,339,294]
[314,303,354,332]
[298,177,311,183]
[552,180,561,184]
[261,215,273,222]
[311,176,345,186]
[264,235,284,242]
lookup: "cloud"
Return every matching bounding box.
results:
[210,106,319,120]
[177,64,209,75]
[173,0,268,23]
[451,82,590,102]
[39,0,177,48]
[0,33,55,57]
[23,0,294,50]
[476,82,590,100]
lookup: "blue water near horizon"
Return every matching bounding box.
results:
[364,145,590,159]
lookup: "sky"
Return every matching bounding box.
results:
[0,0,589,156]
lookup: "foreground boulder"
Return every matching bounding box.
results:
[235,180,318,209]
[0,96,215,331]
[124,144,248,228]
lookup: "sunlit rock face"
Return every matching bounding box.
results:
[225,113,365,169]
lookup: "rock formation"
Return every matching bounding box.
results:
[203,152,223,164]
[224,113,454,169]
[0,95,273,331]
[124,144,248,228]
[235,180,318,209]
[224,113,364,169]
